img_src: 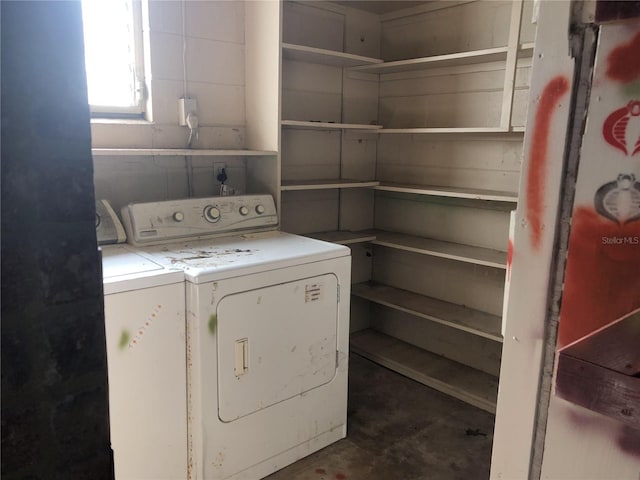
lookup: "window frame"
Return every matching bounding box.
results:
[83,0,147,118]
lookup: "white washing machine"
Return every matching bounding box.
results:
[101,244,188,480]
[121,194,351,480]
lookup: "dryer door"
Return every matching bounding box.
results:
[217,273,338,422]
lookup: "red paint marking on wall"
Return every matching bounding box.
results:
[558,207,640,348]
[506,239,514,280]
[606,32,640,84]
[526,76,570,250]
[603,100,640,156]
[335,474,347,480]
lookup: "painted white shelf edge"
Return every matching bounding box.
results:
[91,148,277,157]
[281,179,380,191]
[350,329,498,413]
[377,127,519,134]
[375,182,518,202]
[351,46,509,74]
[351,43,535,75]
[352,282,503,342]
[282,42,383,67]
[369,230,507,269]
[305,231,378,245]
[281,120,383,131]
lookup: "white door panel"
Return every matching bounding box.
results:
[217,274,339,422]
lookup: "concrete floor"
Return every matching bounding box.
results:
[266,354,495,480]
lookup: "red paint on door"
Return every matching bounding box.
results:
[558,207,640,347]
[602,100,640,156]
[526,76,570,250]
[606,32,640,84]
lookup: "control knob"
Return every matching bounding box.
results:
[203,205,221,223]
[255,204,265,215]
[173,212,184,222]
[239,206,249,216]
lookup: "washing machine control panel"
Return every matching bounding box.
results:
[121,194,278,246]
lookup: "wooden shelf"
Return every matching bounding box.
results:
[305,231,377,245]
[281,179,379,191]
[351,47,509,74]
[91,148,277,156]
[377,127,517,134]
[351,329,498,413]
[375,182,518,202]
[369,230,507,269]
[352,283,503,342]
[281,120,383,131]
[519,42,535,56]
[282,43,382,67]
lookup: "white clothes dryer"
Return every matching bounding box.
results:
[121,194,351,480]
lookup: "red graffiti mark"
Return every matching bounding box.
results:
[526,76,570,250]
[603,100,640,156]
[315,469,326,475]
[606,32,640,83]
[506,239,514,280]
[558,207,640,348]
[335,474,347,480]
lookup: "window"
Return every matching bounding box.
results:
[81,0,145,116]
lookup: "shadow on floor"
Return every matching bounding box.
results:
[266,354,495,480]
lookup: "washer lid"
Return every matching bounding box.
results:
[102,245,184,295]
[137,231,350,284]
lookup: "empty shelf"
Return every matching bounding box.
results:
[281,179,379,191]
[351,329,498,413]
[375,182,518,202]
[91,148,277,156]
[370,230,507,269]
[351,47,509,74]
[377,127,511,134]
[305,231,377,245]
[352,283,503,342]
[282,43,382,67]
[281,120,382,131]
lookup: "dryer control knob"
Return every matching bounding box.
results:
[173,211,184,222]
[204,205,221,223]
[255,204,265,215]
[239,206,249,216]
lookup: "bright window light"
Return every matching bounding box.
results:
[81,0,145,114]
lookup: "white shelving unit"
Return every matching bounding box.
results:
[279,2,380,241]
[369,230,508,269]
[352,283,503,342]
[281,120,382,131]
[278,0,535,414]
[342,0,532,413]
[282,42,382,67]
[307,231,377,245]
[281,179,379,191]
[352,46,509,74]
[350,329,499,413]
[374,183,518,202]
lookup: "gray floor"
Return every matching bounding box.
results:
[266,354,495,480]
